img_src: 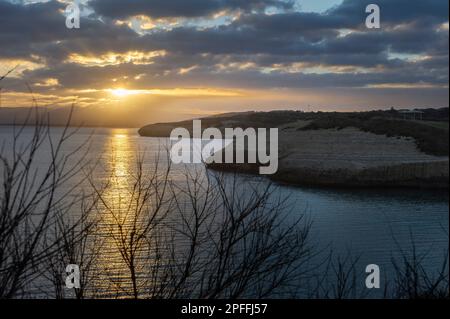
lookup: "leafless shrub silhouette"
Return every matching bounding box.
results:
[87,150,172,299]
[87,150,313,299]
[0,111,95,297]
[42,193,103,299]
[164,169,312,299]
[0,70,448,300]
[308,252,364,299]
[387,236,449,299]
[0,70,97,298]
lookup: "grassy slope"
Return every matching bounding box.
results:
[299,115,449,156]
[139,108,449,156]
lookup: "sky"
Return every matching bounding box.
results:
[0,0,448,125]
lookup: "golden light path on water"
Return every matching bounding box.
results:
[94,129,138,298]
[90,129,195,298]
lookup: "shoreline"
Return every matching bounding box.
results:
[207,160,449,190]
[138,110,449,190]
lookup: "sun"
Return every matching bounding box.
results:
[110,88,131,97]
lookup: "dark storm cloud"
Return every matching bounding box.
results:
[0,0,139,61]
[139,0,448,56]
[330,0,449,26]
[14,48,447,93]
[0,0,66,59]
[2,0,447,61]
[0,0,448,97]
[135,16,447,69]
[89,0,294,19]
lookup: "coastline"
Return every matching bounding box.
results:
[207,160,449,189]
[138,111,449,189]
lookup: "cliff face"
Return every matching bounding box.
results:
[138,111,449,189]
[208,128,449,189]
[272,160,449,188]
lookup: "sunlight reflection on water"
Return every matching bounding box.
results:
[0,126,448,298]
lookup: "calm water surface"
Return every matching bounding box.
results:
[0,126,448,298]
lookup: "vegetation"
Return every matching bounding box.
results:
[139,108,449,156]
[1,116,448,299]
[299,115,449,156]
[1,72,448,299]
[0,116,313,298]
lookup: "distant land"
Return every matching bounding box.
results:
[0,106,137,128]
[139,108,449,189]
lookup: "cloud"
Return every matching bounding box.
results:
[89,0,294,19]
[0,0,448,114]
[330,0,449,26]
[0,0,139,61]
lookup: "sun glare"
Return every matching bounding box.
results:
[110,88,132,97]
[106,87,242,98]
